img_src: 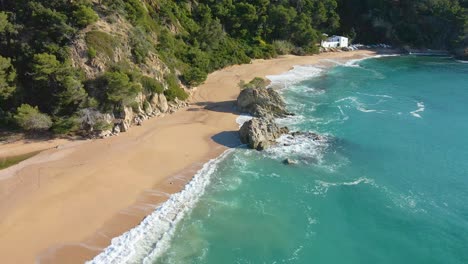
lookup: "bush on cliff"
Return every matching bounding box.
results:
[14,104,53,131]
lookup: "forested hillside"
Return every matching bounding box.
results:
[337,0,467,53]
[0,0,466,135]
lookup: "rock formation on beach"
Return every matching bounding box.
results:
[237,84,292,119]
[237,78,326,151]
[237,78,291,150]
[239,118,289,150]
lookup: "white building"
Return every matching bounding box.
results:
[321,35,349,48]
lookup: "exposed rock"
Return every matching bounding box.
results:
[237,87,291,118]
[151,93,169,113]
[119,106,134,132]
[168,98,189,113]
[290,131,323,140]
[239,117,289,150]
[283,158,298,165]
[78,108,114,134]
[144,102,153,115]
[120,121,130,132]
[113,124,121,134]
[99,130,112,139]
[134,116,143,126]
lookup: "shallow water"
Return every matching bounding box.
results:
[90,56,468,264]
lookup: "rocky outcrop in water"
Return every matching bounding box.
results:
[237,86,292,119]
[239,117,289,150]
[237,78,325,151]
[237,79,293,150]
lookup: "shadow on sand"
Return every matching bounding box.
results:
[211,131,242,148]
[194,100,240,114]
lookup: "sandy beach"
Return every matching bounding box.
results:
[0,50,385,263]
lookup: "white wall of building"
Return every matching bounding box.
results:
[321,36,348,48]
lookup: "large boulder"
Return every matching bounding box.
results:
[239,117,289,150]
[119,106,134,132]
[151,93,169,113]
[237,87,290,118]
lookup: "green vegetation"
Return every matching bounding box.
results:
[0,150,43,170]
[141,76,164,94]
[337,0,467,51]
[0,0,466,134]
[85,31,119,60]
[14,104,53,131]
[164,73,189,101]
[239,77,268,90]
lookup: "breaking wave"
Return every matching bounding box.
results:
[266,65,324,88]
[87,150,234,264]
[236,114,253,128]
[264,132,330,165]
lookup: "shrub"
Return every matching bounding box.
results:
[130,27,153,63]
[87,47,97,59]
[85,31,119,59]
[182,67,207,87]
[291,46,306,56]
[239,77,268,90]
[73,5,98,27]
[51,117,79,134]
[104,71,142,106]
[140,76,164,94]
[272,40,294,55]
[14,104,52,131]
[164,73,188,101]
[78,108,112,132]
[0,55,16,100]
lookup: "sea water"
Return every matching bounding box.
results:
[90,56,468,264]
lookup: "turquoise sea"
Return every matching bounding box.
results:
[90,56,468,264]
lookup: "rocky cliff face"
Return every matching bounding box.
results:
[69,14,190,138]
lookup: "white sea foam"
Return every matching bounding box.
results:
[456,59,468,64]
[265,133,329,164]
[335,96,384,114]
[87,150,234,264]
[322,54,400,68]
[266,65,324,88]
[356,92,393,99]
[312,177,375,195]
[236,114,253,128]
[322,58,360,68]
[410,101,425,118]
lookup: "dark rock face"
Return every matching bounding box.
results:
[239,118,289,150]
[237,87,291,118]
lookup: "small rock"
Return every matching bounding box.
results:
[113,124,121,134]
[283,158,298,165]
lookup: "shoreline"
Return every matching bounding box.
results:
[0,50,391,263]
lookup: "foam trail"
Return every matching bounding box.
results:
[356,92,393,98]
[87,150,234,264]
[322,58,361,68]
[410,101,425,118]
[336,96,383,114]
[266,65,323,88]
[456,60,468,64]
[236,114,253,128]
[313,177,375,195]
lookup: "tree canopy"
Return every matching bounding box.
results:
[0,0,466,133]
